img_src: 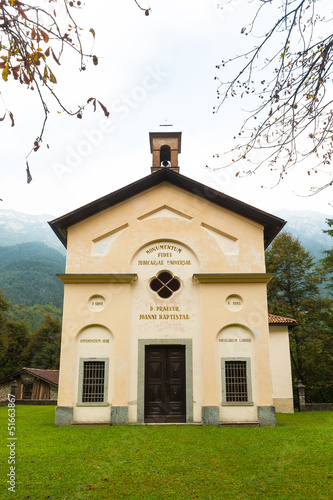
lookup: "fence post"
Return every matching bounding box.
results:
[297,380,306,412]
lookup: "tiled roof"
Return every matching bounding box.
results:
[268,314,298,326]
[23,368,59,386]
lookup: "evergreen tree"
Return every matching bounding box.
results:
[266,232,333,402]
[0,291,62,378]
[321,219,333,297]
[0,291,31,378]
[0,290,9,329]
[0,320,30,379]
[0,290,10,378]
[23,315,61,370]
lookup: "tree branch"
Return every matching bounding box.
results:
[213,0,333,194]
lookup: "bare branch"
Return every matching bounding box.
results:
[213,0,333,194]
[133,0,151,16]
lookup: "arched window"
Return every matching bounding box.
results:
[160,145,171,166]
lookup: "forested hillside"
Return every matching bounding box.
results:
[4,303,62,332]
[0,242,65,309]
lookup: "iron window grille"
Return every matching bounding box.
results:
[225,360,248,402]
[149,271,181,299]
[82,361,105,403]
[221,357,252,405]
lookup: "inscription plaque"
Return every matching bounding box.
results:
[225,294,243,312]
[89,295,105,312]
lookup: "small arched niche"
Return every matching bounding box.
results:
[76,324,113,357]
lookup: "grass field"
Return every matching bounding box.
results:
[0,407,332,499]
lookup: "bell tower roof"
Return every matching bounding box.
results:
[149,131,182,173]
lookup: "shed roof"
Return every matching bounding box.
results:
[0,368,59,386]
[49,168,286,249]
[268,314,298,327]
[24,368,59,385]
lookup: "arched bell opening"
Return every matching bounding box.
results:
[160,145,171,167]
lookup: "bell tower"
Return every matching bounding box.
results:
[150,131,182,173]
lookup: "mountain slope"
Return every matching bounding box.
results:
[272,209,332,261]
[0,209,65,254]
[0,242,65,308]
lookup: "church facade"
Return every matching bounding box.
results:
[50,132,295,427]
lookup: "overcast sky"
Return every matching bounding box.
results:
[1,0,332,218]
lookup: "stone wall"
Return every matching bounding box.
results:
[0,399,57,406]
[304,403,333,411]
[0,381,13,402]
[50,386,58,399]
[297,381,333,412]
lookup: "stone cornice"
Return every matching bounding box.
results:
[56,274,138,284]
[193,273,274,284]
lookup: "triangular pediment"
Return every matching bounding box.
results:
[138,205,192,222]
[49,169,285,248]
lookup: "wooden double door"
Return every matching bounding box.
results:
[144,345,186,423]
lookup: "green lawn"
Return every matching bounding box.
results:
[0,407,332,499]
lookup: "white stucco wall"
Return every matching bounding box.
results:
[269,325,294,413]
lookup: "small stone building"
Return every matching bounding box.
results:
[50,131,296,427]
[0,368,59,404]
